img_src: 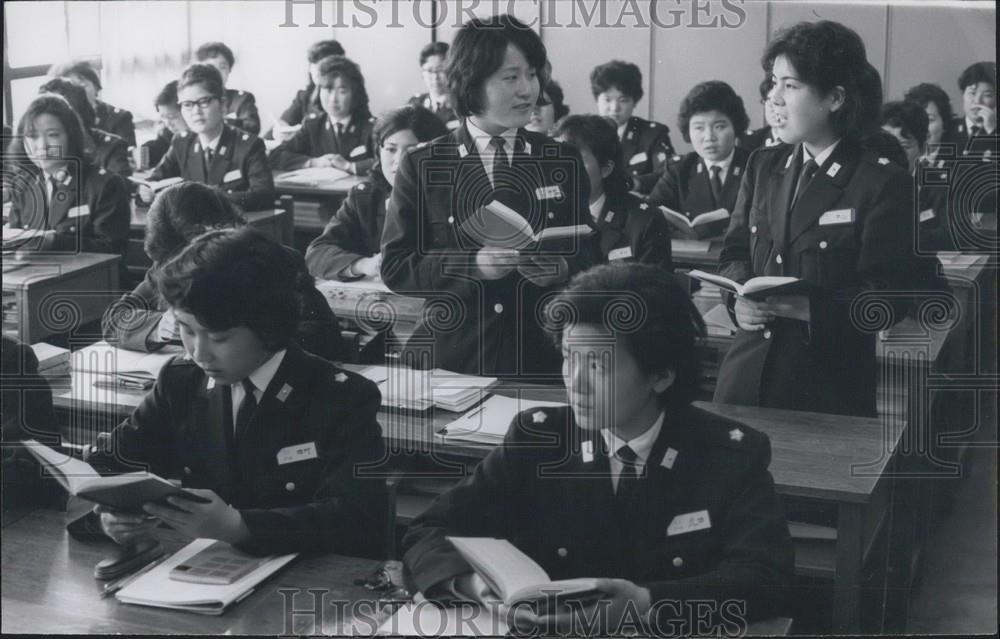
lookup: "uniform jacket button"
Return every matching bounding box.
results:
[494,303,503,313]
[557,547,568,558]
[750,225,757,234]
[447,216,454,224]
[183,466,192,475]
[547,211,555,219]
[672,556,684,568]
[775,254,783,264]
[763,329,772,339]
[285,482,296,492]
[819,240,828,249]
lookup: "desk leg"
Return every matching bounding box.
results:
[833,503,864,633]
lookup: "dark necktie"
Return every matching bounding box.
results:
[46,175,60,228]
[790,158,818,212]
[490,136,510,186]
[709,164,724,206]
[203,147,213,176]
[234,378,257,439]
[335,122,345,147]
[970,125,983,138]
[615,444,640,507]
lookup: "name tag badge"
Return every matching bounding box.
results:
[608,246,633,261]
[629,152,648,166]
[277,442,318,466]
[535,185,563,200]
[660,447,678,470]
[226,112,238,119]
[667,510,711,537]
[919,208,936,223]
[349,145,368,159]
[446,119,460,130]
[67,205,90,218]
[818,208,855,226]
[581,440,594,464]
[222,169,242,183]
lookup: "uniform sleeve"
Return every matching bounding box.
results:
[305,189,373,280]
[635,208,673,272]
[634,126,676,193]
[101,274,167,352]
[645,436,793,625]
[280,90,307,126]
[228,138,275,212]
[349,124,376,176]
[148,138,183,181]
[646,160,683,211]
[116,112,137,148]
[236,376,387,558]
[268,125,315,171]
[402,412,528,595]
[228,93,261,135]
[295,282,348,363]
[717,151,758,286]
[103,138,133,178]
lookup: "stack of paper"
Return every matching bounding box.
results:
[274,166,351,185]
[30,342,70,377]
[116,538,297,615]
[71,341,185,383]
[441,395,566,445]
[352,365,498,413]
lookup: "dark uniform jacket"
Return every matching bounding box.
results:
[222,88,261,135]
[953,117,999,157]
[306,174,390,280]
[593,190,672,270]
[619,116,677,194]
[149,125,275,212]
[740,126,782,155]
[647,148,751,225]
[95,100,136,147]
[269,112,375,175]
[75,345,387,557]
[403,402,793,625]
[102,248,347,362]
[714,140,919,417]
[380,124,602,378]
[89,127,132,177]
[140,127,174,170]
[6,161,130,260]
[914,157,955,253]
[408,93,460,131]
[280,88,323,126]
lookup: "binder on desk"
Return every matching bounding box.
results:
[116,538,297,615]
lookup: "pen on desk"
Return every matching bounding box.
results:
[100,554,167,599]
[462,404,486,421]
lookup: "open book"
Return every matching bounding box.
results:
[687,270,809,301]
[21,439,209,513]
[2,226,48,250]
[658,206,730,240]
[116,538,297,615]
[447,537,601,614]
[130,176,185,205]
[274,166,352,186]
[460,200,592,250]
[72,340,183,388]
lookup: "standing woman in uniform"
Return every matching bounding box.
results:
[713,20,919,417]
[5,94,130,262]
[381,14,600,378]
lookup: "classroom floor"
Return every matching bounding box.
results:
[907,394,998,634]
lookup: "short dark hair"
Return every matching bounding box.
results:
[590,60,644,102]
[177,64,225,100]
[154,80,180,109]
[316,55,371,120]
[373,104,449,148]
[419,41,449,67]
[903,83,956,135]
[39,77,95,130]
[762,20,878,139]
[447,14,550,118]
[556,114,630,199]
[154,228,307,351]
[881,100,929,148]
[544,80,569,121]
[957,61,996,91]
[308,39,345,63]
[195,41,235,68]
[544,263,706,406]
[12,94,87,161]
[677,80,750,144]
[48,59,102,91]
[144,182,245,264]
[862,129,908,170]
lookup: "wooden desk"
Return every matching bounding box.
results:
[2,253,120,343]
[671,238,722,270]
[2,509,792,636]
[273,170,364,199]
[273,171,364,251]
[315,279,426,331]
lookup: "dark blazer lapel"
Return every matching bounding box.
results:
[47,166,81,228]
[188,138,209,183]
[689,160,715,213]
[597,198,625,253]
[768,145,800,251]
[511,130,545,229]
[787,140,859,245]
[720,148,749,209]
[620,117,639,161]
[192,376,236,501]
[21,171,48,229]
[205,126,235,185]
[454,124,493,222]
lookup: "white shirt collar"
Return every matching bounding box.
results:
[466,118,517,157]
[199,129,224,153]
[209,348,286,392]
[617,121,628,140]
[704,149,736,180]
[965,116,979,133]
[589,193,607,221]
[601,410,665,470]
[803,139,839,168]
[334,115,352,129]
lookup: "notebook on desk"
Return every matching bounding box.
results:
[440,395,566,444]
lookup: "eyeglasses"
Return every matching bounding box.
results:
[179,96,219,111]
[421,67,446,76]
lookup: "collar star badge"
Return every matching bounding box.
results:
[334,372,348,383]
[877,157,890,165]
[729,428,744,442]
[532,411,547,424]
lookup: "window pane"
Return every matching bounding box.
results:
[11,77,51,122]
[67,1,102,58]
[5,2,68,68]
